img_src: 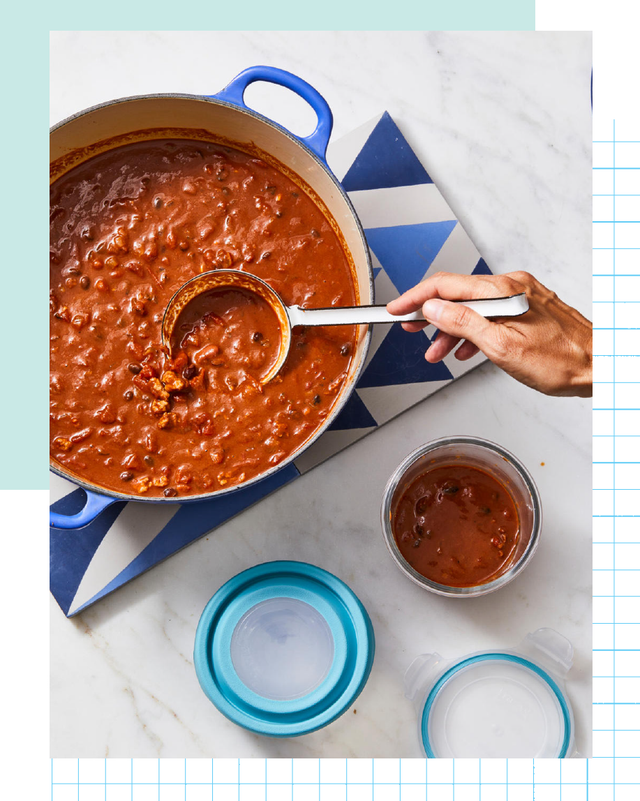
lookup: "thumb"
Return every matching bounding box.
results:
[422,298,494,347]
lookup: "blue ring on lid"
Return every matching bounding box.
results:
[421,653,573,758]
[194,561,375,737]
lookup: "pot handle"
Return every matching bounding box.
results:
[213,66,334,162]
[50,490,119,530]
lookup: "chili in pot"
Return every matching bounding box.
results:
[50,138,358,498]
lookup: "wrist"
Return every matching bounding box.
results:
[567,328,593,398]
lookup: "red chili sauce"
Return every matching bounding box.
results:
[50,139,357,497]
[392,465,520,587]
[171,287,282,385]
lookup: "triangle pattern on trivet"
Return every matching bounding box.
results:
[472,257,492,276]
[341,111,433,191]
[365,220,458,296]
[348,184,457,229]
[328,390,378,431]
[358,325,453,389]
[294,427,377,475]
[67,501,180,615]
[50,490,127,615]
[68,464,300,615]
[358,378,452,429]
[326,113,382,183]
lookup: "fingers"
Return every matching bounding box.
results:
[387,280,441,315]
[421,298,493,346]
[387,271,521,315]
[401,321,428,333]
[425,331,460,362]
[387,272,529,369]
[454,340,480,361]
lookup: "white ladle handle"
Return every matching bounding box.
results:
[287,293,529,327]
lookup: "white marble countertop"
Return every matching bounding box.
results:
[50,31,593,758]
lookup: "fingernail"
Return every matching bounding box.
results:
[422,299,444,322]
[425,346,440,364]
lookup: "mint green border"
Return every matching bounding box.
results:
[51,2,535,31]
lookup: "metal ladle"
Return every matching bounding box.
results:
[161,269,529,384]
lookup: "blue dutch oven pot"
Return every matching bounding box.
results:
[50,67,373,529]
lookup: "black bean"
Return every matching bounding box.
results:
[163,487,178,497]
[127,363,141,375]
[266,185,276,195]
[120,471,134,482]
[252,332,263,342]
[413,523,424,537]
[415,496,429,515]
[313,394,321,405]
[80,276,90,290]
[123,390,134,401]
[182,365,197,380]
[144,455,154,467]
[275,211,283,218]
[221,186,230,196]
[311,228,320,238]
[442,484,459,495]
[260,251,271,261]
[340,344,350,357]
[291,191,299,198]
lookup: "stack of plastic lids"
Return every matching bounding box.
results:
[194,561,375,737]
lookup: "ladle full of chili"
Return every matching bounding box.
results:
[161,269,529,384]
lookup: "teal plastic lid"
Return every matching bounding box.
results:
[194,561,375,737]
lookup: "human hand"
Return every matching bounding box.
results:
[386,271,592,397]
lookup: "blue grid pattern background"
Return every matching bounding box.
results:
[50,123,640,798]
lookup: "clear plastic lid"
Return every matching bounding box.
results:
[405,629,576,758]
[230,597,335,701]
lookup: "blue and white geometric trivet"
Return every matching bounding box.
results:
[51,111,492,616]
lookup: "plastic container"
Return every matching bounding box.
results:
[381,436,542,597]
[404,628,576,758]
[194,561,375,737]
